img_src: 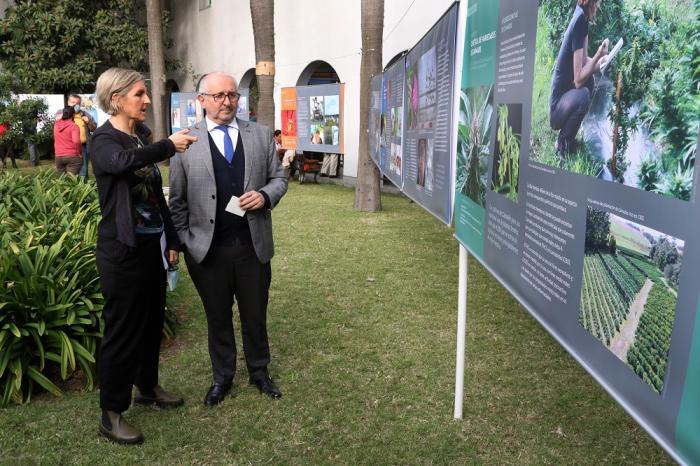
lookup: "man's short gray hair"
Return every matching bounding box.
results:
[96,68,145,115]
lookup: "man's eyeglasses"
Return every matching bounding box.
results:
[200,91,241,103]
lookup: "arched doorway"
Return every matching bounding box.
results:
[239,68,258,121]
[295,61,343,180]
[296,61,340,86]
[165,79,180,93]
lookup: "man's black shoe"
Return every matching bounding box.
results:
[204,382,232,406]
[250,376,282,399]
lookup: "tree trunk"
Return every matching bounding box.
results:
[146,0,166,141]
[250,0,275,129]
[354,0,383,211]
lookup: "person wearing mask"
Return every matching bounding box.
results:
[67,94,97,179]
[169,71,288,406]
[53,106,82,175]
[90,67,197,445]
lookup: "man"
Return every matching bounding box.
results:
[23,108,39,166]
[67,94,97,179]
[169,72,288,406]
[274,129,285,160]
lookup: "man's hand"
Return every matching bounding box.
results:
[239,191,265,211]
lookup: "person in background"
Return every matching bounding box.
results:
[169,71,288,406]
[53,106,82,175]
[274,129,285,161]
[67,94,97,180]
[90,67,197,445]
[0,121,16,169]
[24,109,39,166]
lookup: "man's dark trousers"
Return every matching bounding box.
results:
[185,243,272,384]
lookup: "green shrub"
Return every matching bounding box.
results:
[0,170,103,407]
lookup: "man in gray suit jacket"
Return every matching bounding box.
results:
[169,72,288,405]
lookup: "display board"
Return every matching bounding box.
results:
[402,4,458,224]
[368,74,382,169]
[382,57,406,189]
[280,87,297,150]
[454,0,700,463]
[170,93,203,133]
[237,87,250,121]
[295,83,344,153]
[76,94,110,127]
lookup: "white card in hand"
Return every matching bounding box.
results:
[225,196,246,216]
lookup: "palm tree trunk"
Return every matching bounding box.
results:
[146,0,166,141]
[250,0,275,128]
[354,0,383,211]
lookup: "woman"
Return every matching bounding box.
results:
[53,106,82,175]
[90,67,196,445]
[550,0,608,165]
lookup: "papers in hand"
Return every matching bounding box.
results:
[600,38,623,74]
[225,195,246,216]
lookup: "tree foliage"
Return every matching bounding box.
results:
[585,207,610,251]
[0,0,153,94]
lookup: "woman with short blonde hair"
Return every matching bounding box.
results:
[90,67,197,445]
[95,68,146,116]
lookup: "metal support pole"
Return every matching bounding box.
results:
[454,244,468,419]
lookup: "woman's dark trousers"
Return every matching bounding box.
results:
[96,235,166,412]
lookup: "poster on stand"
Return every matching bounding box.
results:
[402,3,458,224]
[280,87,297,150]
[170,93,204,134]
[296,83,344,153]
[237,87,250,121]
[77,94,110,127]
[369,74,383,170]
[383,56,406,189]
[453,0,700,463]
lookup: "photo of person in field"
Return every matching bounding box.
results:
[530,0,699,201]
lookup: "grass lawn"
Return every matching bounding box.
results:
[0,180,673,465]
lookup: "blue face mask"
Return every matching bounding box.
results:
[73,104,81,113]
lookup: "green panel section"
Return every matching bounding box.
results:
[462,0,499,88]
[454,194,485,260]
[676,297,700,466]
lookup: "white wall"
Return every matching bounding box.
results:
[168,0,256,90]
[383,0,459,67]
[166,0,456,179]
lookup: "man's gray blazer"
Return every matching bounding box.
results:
[169,118,288,264]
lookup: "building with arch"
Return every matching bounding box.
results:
[165,0,456,182]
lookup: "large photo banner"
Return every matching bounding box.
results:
[402,3,458,224]
[369,74,383,169]
[454,0,700,463]
[383,57,406,189]
[280,87,297,150]
[296,83,344,153]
